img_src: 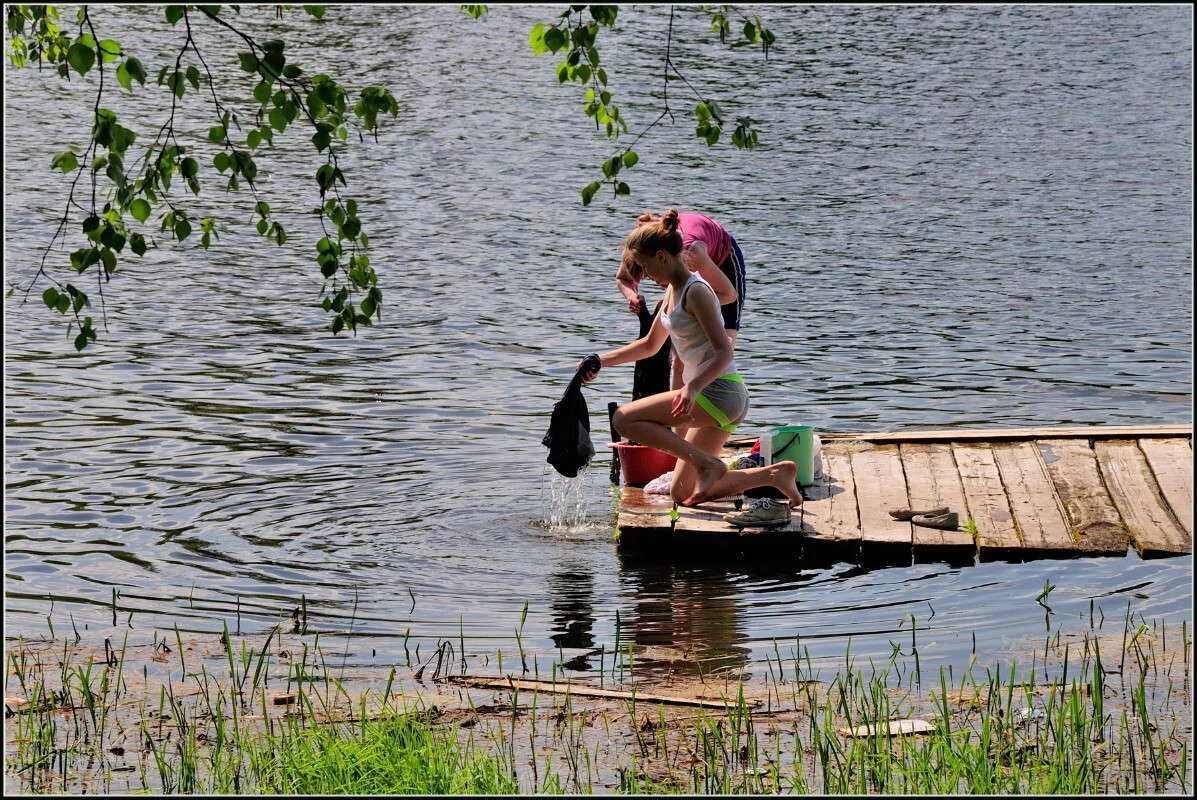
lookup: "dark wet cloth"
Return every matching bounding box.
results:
[632,300,672,401]
[542,357,599,477]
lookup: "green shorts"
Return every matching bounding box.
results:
[694,373,749,433]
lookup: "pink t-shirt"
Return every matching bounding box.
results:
[678,213,731,267]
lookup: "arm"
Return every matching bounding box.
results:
[684,241,736,308]
[592,309,669,372]
[671,283,733,417]
[614,270,645,314]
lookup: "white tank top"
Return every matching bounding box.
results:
[660,274,737,385]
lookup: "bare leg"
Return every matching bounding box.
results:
[613,392,727,503]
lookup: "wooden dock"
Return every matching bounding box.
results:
[615,425,1192,562]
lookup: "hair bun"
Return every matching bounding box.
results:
[660,209,680,232]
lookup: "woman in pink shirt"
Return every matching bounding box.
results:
[616,210,747,346]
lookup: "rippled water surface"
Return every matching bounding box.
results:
[4,5,1192,682]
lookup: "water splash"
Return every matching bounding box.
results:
[540,468,598,533]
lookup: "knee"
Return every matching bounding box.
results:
[612,405,631,437]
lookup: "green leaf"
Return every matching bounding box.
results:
[268,106,288,132]
[544,27,566,53]
[51,151,78,173]
[165,6,185,24]
[253,81,271,104]
[129,198,151,222]
[97,39,120,63]
[580,180,601,206]
[238,51,258,72]
[528,22,547,55]
[247,129,261,149]
[601,155,621,178]
[174,218,191,241]
[130,233,147,256]
[208,125,226,144]
[615,181,630,196]
[125,56,147,86]
[303,5,326,19]
[116,60,132,91]
[255,201,270,218]
[256,218,268,235]
[82,215,101,234]
[622,149,638,168]
[181,157,199,178]
[462,5,487,19]
[101,248,117,275]
[743,21,757,43]
[67,41,94,75]
[213,151,231,172]
[42,287,61,310]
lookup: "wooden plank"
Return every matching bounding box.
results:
[446,676,752,710]
[1037,439,1128,555]
[899,443,973,550]
[991,441,1074,550]
[1095,441,1190,556]
[849,444,912,546]
[799,442,862,545]
[952,443,1020,553]
[825,424,1191,444]
[1137,438,1193,536]
[617,487,675,532]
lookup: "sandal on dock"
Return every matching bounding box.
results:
[889,506,948,521]
[911,511,959,530]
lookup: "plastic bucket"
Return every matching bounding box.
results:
[607,442,676,486]
[770,425,816,486]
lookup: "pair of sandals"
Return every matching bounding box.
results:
[889,506,959,530]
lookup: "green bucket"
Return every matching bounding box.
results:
[770,425,816,486]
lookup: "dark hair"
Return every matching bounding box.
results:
[621,209,683,280]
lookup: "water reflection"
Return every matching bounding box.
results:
[617,555,751,681]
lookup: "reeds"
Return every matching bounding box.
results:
[3,596,1191,795]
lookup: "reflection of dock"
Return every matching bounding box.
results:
[616,425,1192,562]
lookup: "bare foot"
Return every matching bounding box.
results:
[769,461,804,508]
[682,456,727,506]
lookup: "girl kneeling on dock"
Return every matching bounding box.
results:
[581,210,803,524]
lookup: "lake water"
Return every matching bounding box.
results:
[3,5,1192,685]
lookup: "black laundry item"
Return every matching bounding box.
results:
[543,356,600,477]
[632,299,672,401]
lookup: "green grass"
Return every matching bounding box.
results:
[4,602,1192,795]
[241,712,524,794]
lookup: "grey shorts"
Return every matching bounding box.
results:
[695,374,749,433]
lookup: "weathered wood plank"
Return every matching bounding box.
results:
[899,443,973,550]
[1137,438,1193,536]
[991,441,1074,550]
[1095,441,1190,556]
[799,443,862,544]
[617,487,675,532]
[952,443,1020,553]
[826,425,1191,444]
[1038,439,1128,555]
[849,445,911,546]
[674,498,741,533]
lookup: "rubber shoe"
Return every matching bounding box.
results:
[911,511,959,530]
[723,497,791,528]
[889,506,948,521]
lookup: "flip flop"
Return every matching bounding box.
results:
[888,506,949,521]
[911,511,959,530]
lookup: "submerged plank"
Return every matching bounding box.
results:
[991,441,1074,550]
[899,443,973,550]
[800,443,862,545]
[1137,438,1193,536]
[1038,439,1128,555]
[1095,441,1190,556]
[952,443,1019,553]
[446,676,751,709]
[850,444,911,546]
